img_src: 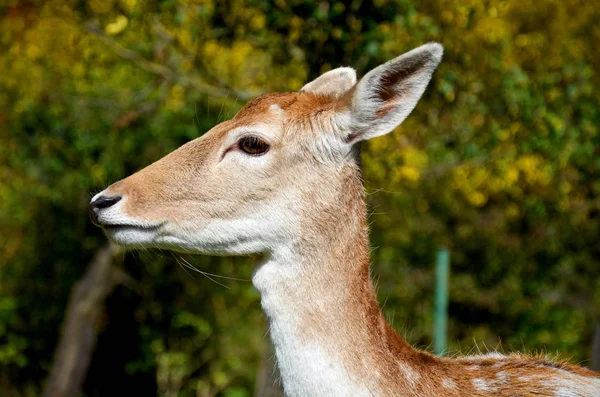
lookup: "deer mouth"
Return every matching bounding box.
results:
[103,223,163,231]
[101,222,166,247]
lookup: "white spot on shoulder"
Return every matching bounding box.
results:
[468,365,481,371]
[398,363,420,386]
[518,374,545,382]
[553,386,578,397]
[548,373,600,397]
[483,352,505,359]
[473,378,490,391]
[461,352,505,361]
[441,378,457,390]
[495,371,509,384]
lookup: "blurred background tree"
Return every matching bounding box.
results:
[0,0,598,396]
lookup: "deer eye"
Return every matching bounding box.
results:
[238,136,270,155]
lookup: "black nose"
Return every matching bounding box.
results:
[89,195,122,226]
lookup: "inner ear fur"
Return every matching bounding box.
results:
[300,67,357,99]
[345,42,443,143]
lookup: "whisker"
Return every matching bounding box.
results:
[174,255,195,279]
[173,254,230,289]
[179,255,250,282]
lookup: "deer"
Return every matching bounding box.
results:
[90,43,600,396]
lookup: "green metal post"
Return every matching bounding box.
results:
[434,247,450,356]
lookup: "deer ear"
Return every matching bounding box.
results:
[345,43,443,144]
[300,67,357,99]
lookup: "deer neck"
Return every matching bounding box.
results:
[252,166,427,396]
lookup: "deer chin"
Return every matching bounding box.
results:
[102,217,275,256]
[99,219,203,253]
[101,222,165,248]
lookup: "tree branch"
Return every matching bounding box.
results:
[83,20,258,102]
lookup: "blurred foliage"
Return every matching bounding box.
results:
[0,0,599,395]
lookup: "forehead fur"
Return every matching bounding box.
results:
[232,91,353,163]
[234,92,339,122]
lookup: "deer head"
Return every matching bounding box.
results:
[90,43,443,257]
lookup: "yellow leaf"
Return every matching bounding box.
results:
[105,15,128,35]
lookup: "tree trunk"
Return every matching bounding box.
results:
[254,339,285,397]
[43,244,126,397]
